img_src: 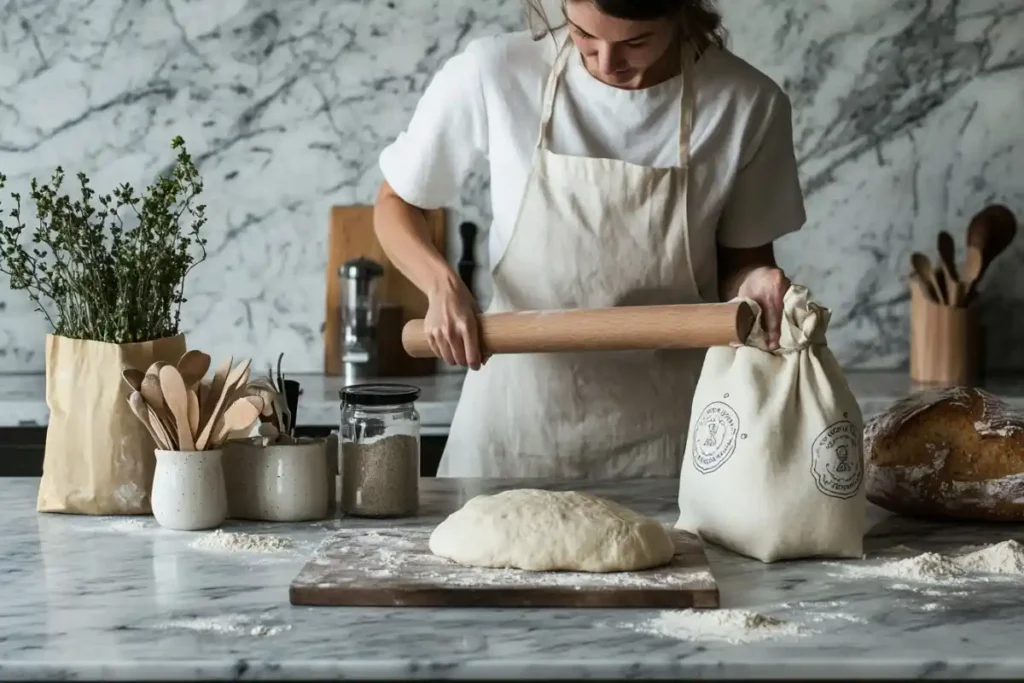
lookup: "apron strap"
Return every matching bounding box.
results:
[537,33,698,168]
[678,47,696,166]
[536,35,575,150]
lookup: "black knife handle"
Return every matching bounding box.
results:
[458,221,478,298]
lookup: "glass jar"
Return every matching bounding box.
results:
[339,383,421,518]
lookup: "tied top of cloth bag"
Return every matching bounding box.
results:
[744,284,829,353]
[676,283,866,563]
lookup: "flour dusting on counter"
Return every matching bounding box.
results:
[956,540,1024,574]
[627,609,803,644]
[189,530,293,553]
[834,540,1024,584]
[106,518,149,532]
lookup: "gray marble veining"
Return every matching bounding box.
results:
[0,1,1021,374]
[2,477,1024,680]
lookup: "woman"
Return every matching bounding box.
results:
[374,0,805,478]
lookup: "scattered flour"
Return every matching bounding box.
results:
[918,602,945,612]
[836,540,1024,585]
[890,583,970,597]
[356,530,417,549]
[189,530,293,553]
[159,615,291,637]
[628,609,804,644]
[955,540,1024,574]
[107,518,149,532]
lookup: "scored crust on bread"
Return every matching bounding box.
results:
[863,387,1024,522]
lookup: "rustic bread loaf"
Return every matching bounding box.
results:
[864,387,1024,521]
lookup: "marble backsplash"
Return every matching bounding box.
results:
[0,0,1021,373]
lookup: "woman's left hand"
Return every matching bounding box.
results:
[736,266,790,351]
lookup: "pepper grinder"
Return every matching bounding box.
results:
[458,221,478,300]
[339,257,385,385]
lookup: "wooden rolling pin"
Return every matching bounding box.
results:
[402,301,755,358]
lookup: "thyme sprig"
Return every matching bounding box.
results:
[0,136,208,343]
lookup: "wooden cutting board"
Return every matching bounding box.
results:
[324,205,446,376]
[289,527,719,609]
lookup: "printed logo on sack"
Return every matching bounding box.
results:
[691,399,741,474]
[810,417,863,499]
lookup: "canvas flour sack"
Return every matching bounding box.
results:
[675,285,865,562]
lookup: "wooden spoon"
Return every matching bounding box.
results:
[127,391,173,450]
[937,231,959,280]
[198,378,212,412]
[159,365,195,451]
[187,389,201,438]
[936,231,962,305]
[121,368,145,393]
[961,245,985,302]
[195,359,252,451]
[210,397,263,448]
[148,405,177,450]
[243,394,265,414]
[177,350,212,388]
[910,252,944,305]
[966,204,1018,286]
[199,356,233,430]
[140,369,175,437]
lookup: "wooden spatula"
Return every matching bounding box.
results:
[199,356,233,430]
[195,359,252,451]
[210,397,263,448]
[159,365,195,451]
[128,391,173,450]
[187,389,201,438]
[910,252,944,305]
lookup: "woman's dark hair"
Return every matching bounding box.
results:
[524,0,727,50]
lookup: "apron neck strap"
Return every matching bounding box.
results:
[536,35,576,148]
[536,33,697,165]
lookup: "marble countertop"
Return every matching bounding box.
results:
[3,368,1024,431]
[3,476,1024,680]
[0,371,466,432]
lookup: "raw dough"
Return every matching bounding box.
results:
[428,489,675,572]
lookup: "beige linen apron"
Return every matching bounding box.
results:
[439,36,708,478]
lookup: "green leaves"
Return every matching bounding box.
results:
[0,137,208,343]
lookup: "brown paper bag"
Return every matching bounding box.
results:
[37,333,186,515]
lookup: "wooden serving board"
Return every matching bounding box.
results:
[289,527,719,609]
[323,205,446,377]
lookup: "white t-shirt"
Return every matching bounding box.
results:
[379,30,806,292]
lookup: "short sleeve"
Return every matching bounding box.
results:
[717,92,806,249]
[378,41,489,209]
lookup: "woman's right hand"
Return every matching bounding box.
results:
[424,278,485,370]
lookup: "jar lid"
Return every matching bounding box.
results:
[341,383,421,406]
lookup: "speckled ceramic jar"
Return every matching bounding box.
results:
[222,438,330,522]
[151,449,227,531]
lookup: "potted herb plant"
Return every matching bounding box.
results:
[0,137,207,515]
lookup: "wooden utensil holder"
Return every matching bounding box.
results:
[909,279,980,386]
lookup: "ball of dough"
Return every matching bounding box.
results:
[428,489,675,572]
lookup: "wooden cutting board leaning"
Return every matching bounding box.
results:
[323,205,446,377]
